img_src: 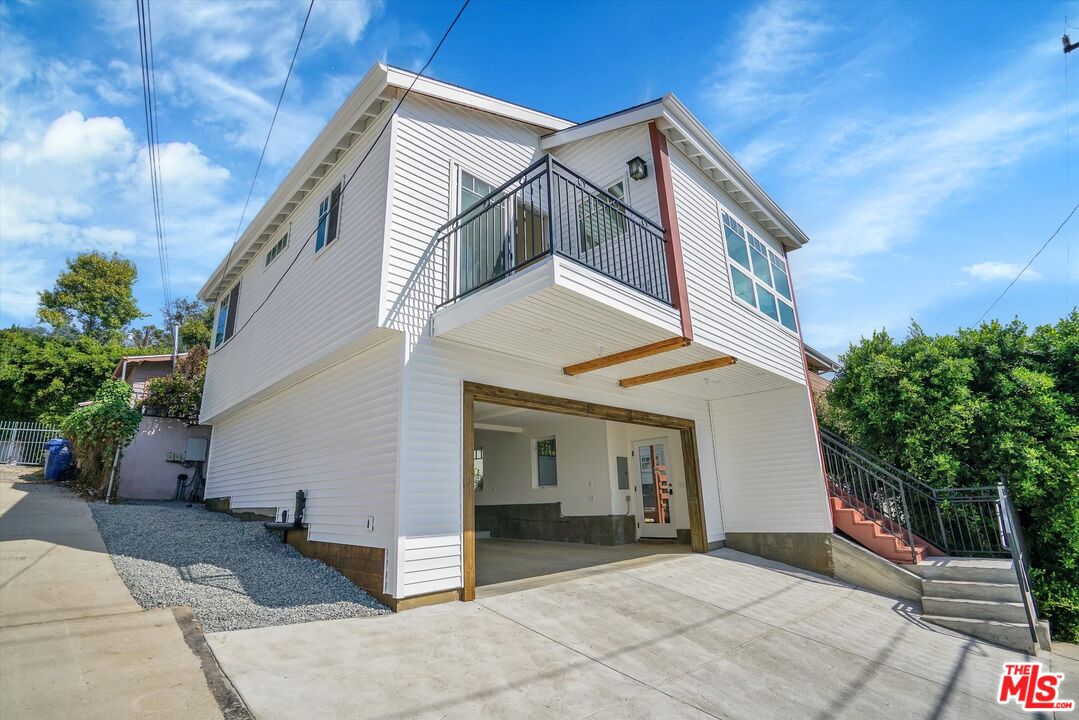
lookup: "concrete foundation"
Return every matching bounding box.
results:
[723,532,834,575]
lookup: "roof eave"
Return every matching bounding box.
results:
[541,94,810,250]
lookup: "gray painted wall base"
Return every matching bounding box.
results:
[831,534,923,601]
[723,532,834,575]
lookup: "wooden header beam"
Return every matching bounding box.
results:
[618,356,736,388]
[562,337,690,376]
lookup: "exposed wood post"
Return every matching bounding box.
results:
[562,337,690,376]
[680,427,709,552]
[462,385,476,601]
[618,356,736,388]
[649,121,693,340]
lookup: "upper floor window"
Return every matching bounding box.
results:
[722,211,797,333]
[265,232,288,266]
[214,283,240,348]
[577,179,628,253]
[315,182,341,252]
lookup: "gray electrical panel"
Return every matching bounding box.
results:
[616,456,630,490]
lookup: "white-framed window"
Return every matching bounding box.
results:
[577,178,628,253]
[473,446,484,492]
[315,181,342,253]
[265,232,289,266]
[533,436,557,488]
[214,282,240,348]
[722,210,797,333]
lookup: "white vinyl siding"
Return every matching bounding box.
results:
[382,95,542,337]
[710,385,831,533]
[204,337,402,582]
[200,125,390,422]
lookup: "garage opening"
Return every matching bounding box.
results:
[463,383,708,600]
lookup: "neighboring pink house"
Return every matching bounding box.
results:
[111,353,212,501]
[113,353,187,401]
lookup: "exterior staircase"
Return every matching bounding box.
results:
[829,495,936,564]
[913,557,1048,655]
[819,428,1046,654]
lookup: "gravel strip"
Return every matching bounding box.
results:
[90,501,390,632]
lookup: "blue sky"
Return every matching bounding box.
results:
[1,0,1075,357]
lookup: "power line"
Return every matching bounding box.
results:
[976,201,1079,323]
[223,0,316,276]
[213,0,471,352]
[136,0,171,313]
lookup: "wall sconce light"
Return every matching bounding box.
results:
[627,156,648,181]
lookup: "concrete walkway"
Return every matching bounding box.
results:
[209,546,1079,720]
[0,468,222,720]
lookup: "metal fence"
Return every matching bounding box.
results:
[0,421,61,466]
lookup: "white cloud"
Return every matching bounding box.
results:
[705,0,833,122]
[962,262,1041,283]
[40,111,136,163]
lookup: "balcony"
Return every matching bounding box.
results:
[436,156,671,308]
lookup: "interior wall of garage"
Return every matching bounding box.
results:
[605,422,691,533]
[474,412,614,517]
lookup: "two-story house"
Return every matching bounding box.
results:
[198,64,832,610]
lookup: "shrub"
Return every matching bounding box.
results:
[823,312,1079,641]
[60,380,142,500]
[139,345,207,422]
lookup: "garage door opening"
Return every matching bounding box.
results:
[463,383,708,600]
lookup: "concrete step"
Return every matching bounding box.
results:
[912,557,1016,583]
[922,615,1038,655]
[923,596,1029,623]
[922,579,1021,602]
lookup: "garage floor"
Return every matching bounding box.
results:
[207,547,1079,720]
[476,538,691,595]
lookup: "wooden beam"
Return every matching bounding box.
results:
[562,337,690,376]
[618,356,736,388]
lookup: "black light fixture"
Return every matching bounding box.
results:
[627,156,648,181]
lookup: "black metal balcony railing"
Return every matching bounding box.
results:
[436,156,671,306]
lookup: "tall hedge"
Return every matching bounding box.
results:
[822,312,1079,641]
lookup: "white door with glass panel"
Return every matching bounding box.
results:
[632,439,677,539]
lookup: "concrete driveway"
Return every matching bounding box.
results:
[0,468,224,720]
[208,547,1079,720]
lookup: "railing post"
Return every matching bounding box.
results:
[933,488,949,555]
[897,479,916,563]
[545,155,555,255]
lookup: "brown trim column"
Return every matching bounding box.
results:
[648,121,693,340]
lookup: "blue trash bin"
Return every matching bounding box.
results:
[43,439,72,481]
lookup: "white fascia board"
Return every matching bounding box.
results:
[384,66,573,132]
[539,100,665,150]
[659,95,810,248]
[199,64,396,302]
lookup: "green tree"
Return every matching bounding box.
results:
[0,328,124,425]
[823,312,1079,641]
[37,252,144,342]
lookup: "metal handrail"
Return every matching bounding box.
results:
[821,429,1040,646]
[435,154,670,307]
[821,429,1012,558]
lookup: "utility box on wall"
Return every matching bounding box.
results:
[185,437,209,462]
